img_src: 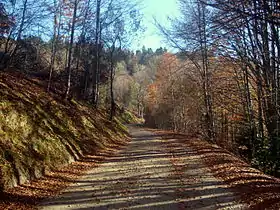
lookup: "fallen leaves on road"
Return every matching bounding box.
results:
[189,140,280,209]
[153,128,280,209]
[0,144,128,210]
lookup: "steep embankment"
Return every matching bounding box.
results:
[0,71,130,190]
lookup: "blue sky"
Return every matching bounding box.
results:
[131,0,179,51]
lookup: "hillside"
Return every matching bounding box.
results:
[0,70,132,191]
[1,71,280,209]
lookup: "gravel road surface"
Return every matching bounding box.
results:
[39,125,246,210]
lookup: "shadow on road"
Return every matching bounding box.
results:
[159,130,280,209]
[39,126,244,209]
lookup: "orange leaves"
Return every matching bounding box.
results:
[145,83,158,110]
[155,53,179,81]
[144,54,177,112]
[150,53,180,97]
[228,113,244,122]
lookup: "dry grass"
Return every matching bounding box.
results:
[0,70,131,209]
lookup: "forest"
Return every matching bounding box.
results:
[1,0,280,181]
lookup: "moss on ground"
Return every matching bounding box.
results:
[117,108,143,124]
[0,71,129,190]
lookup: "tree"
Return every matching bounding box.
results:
[0,3,14,36]
[205,0,280,174]
[100,0,143,119]
[93,0,101,105]
[153,0,280,175]
[1,0,49,69]
[144,52,202,133]
[1,0,28,68]
[156,0,216,141]
[47,0,62,92]
[0,2,15,69]
[64,0,79,99]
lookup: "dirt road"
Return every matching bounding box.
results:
[39,125,247,210]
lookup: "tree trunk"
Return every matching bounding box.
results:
[47,0,61,92]
[8,0,28,65]
[198,0,215,142]
[64,0,78,99]
[93,0,101,105]
[109,50,115,120]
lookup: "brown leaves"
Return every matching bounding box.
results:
[188,138,280,209]
[153,128,280,208]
